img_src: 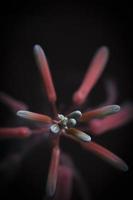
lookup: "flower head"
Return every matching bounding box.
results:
[0,44,132,199]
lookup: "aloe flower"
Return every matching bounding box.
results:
[0,44,132,199]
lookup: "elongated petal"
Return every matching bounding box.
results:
[89,103,133,135]
[17,110,52,124]
[81,141,128,171]
[55,165,73,200]
[0,127,31,137]
[33,45,57,103]
[0,92,28,112]
[80,105,120,122]
[46,146,60,197]
[73,46,109,105]
[66,128,91,142]
[102,79,118,105]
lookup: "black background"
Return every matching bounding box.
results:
[0,2,133,200]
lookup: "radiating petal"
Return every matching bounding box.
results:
[0,127,31,137]
[66,128,91,142]
[46,146,60,197]
[102,79,118,105]
[33,45,57,104]
[55,165,73,200]
[17,110,52,124]
[0,92,28,112]
[81,141,128,171]
[73,46,109,105]
[80,105,120,122]
[60,153,89,200]
[89,103,133,135]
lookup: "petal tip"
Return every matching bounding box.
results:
[84,134,91,142]
[16,110,28,118]
[99,46,109,57]
[33,44,46,59]
[46,183,56,197]
[16,110,25,117]
[121,163,129,172]
[33,44,42,52]
[112,105,120,113]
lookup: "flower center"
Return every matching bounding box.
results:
[50,110,82,134]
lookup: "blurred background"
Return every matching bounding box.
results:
[0,2,133,200]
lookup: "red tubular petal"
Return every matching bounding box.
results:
[46,146,60,197]
[81,141,128,171]
[33,45,57,104]
[80,105,120,122]
[66,128,91,142]
[55,165,73,200]
[0,92,28,113]
[89,103,133,135]
[73,46,109,105]
[103,79,118,105]
[17,110,52,124]
[0,127,31,138]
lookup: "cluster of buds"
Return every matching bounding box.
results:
[50,111,82,134]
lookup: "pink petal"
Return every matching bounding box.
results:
[55,165,73,200]
[0,92,28,113]
[89,103,133,135]
[102,79,118,105]
[17,110,52,124]
[60,153,89,200]
[46,146,60,197]
[81,141,128,171]
[64,133,128,171]
[66,128,91,142]
[80,105,120,122]
[73,46,109,105]
[33,45,57,104]
[0,127,31,137]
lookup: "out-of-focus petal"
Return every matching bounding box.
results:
[55,165,73,200]
[89,103,133,135]
[17,110,52,124]
[102,79,118,105]
[60,153,90,200]
[0,127,31,137]
[80,105,120,122]
[81,141,128,171]
[73,46,109,105]
[0,92,28,113]
[33,45,57,104]
[46,146,60,197]
[66,128,91,142]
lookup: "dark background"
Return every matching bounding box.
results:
[0,2,133,200]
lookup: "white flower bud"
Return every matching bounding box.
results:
[67,110,82,121]
[50,124,60,134]
[67,118,77,128]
